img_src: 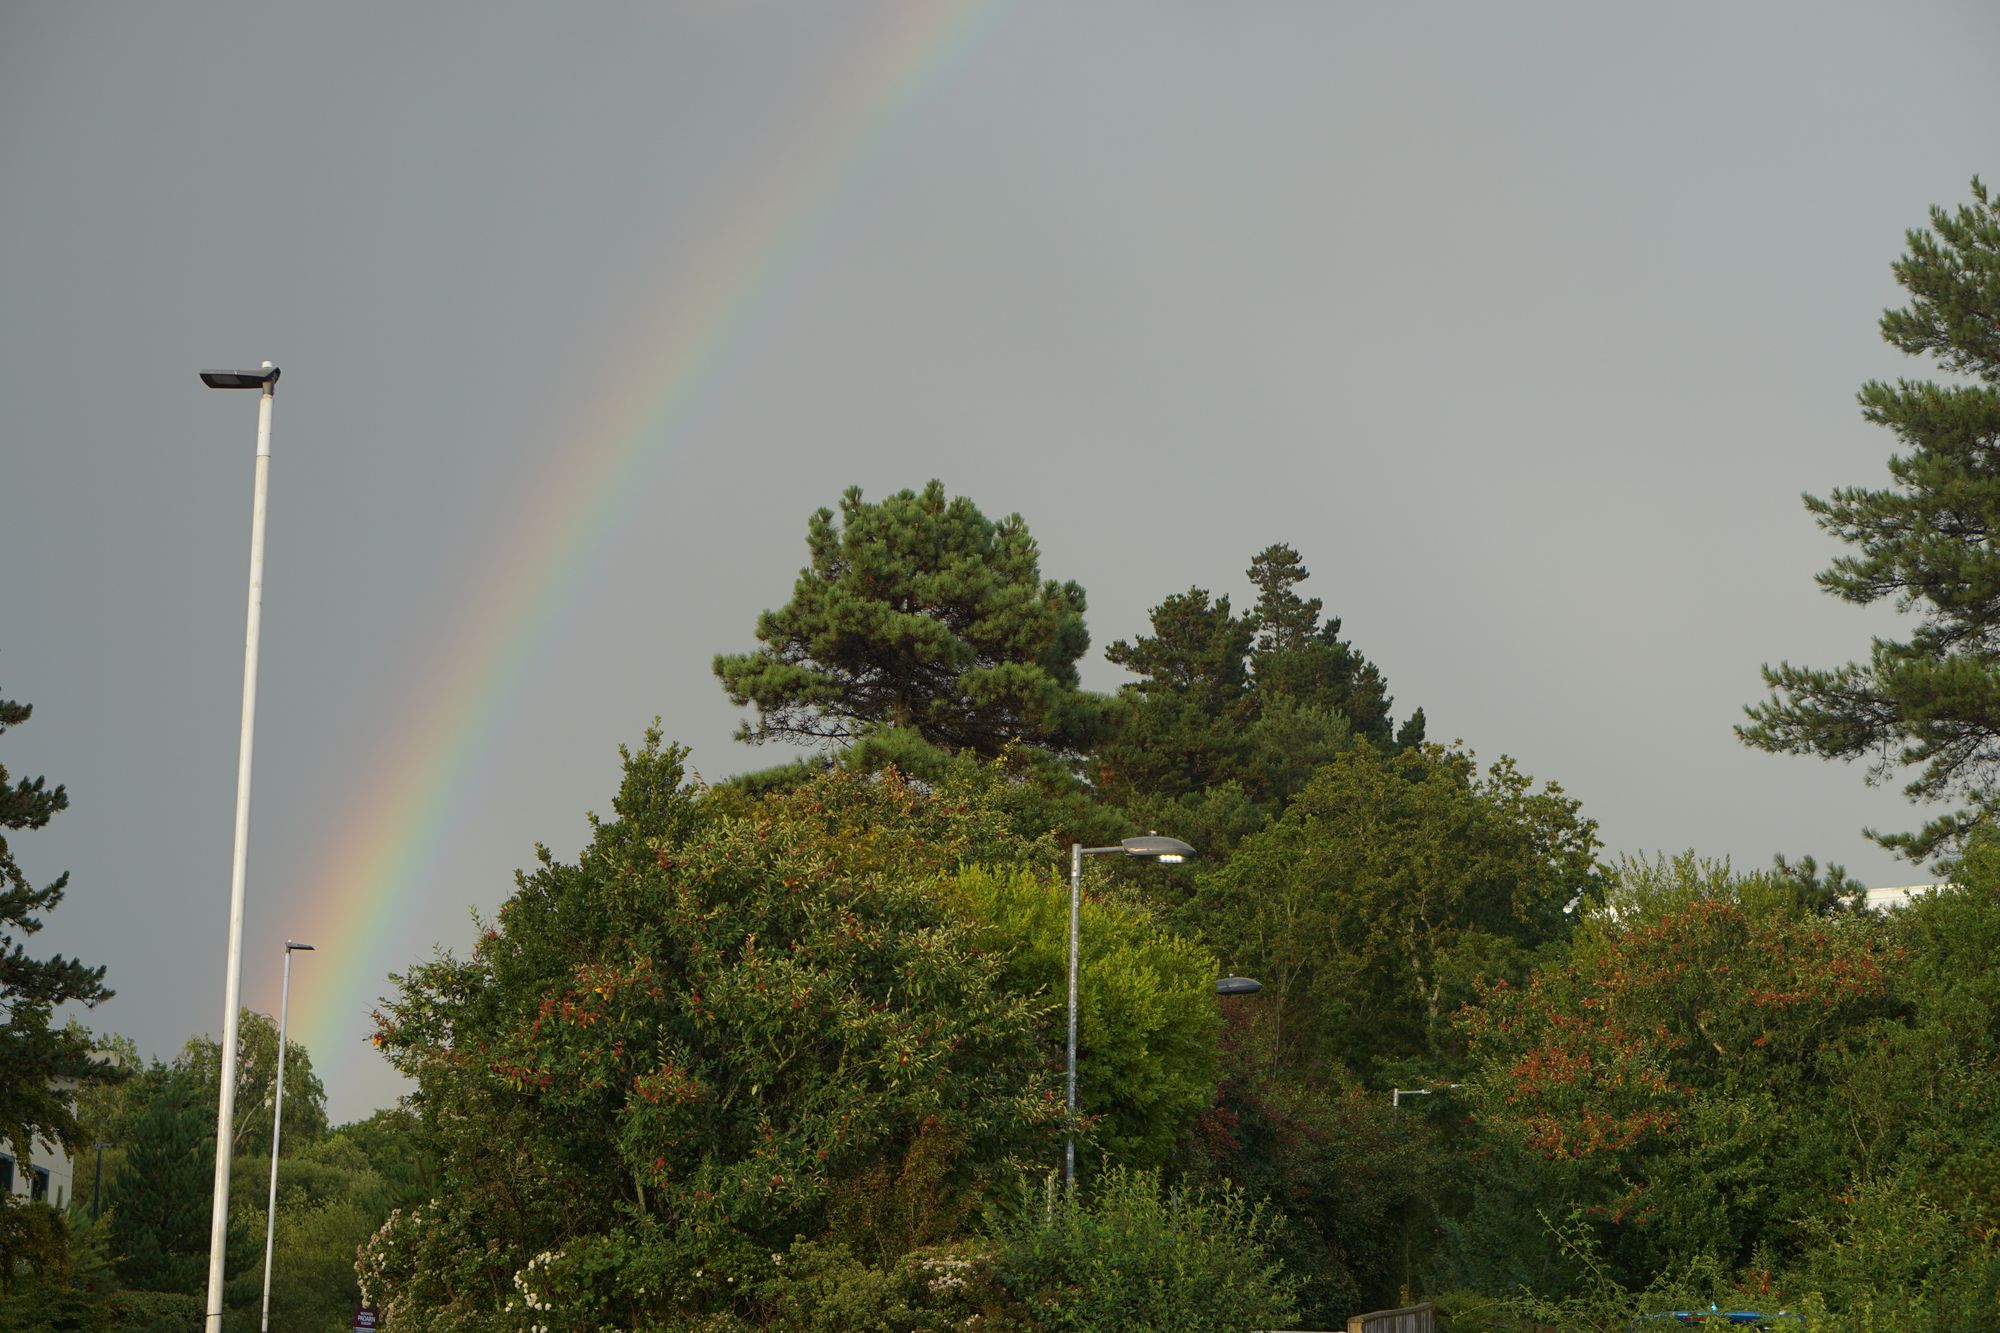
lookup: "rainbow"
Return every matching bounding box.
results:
[275,1,996,1107]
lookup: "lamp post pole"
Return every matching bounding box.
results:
[260,940,314,1333]
[1065,842,1083,1189]
[198,362,281,1333]
[1065,835,1193,1190]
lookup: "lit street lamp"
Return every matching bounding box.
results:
[260,940,315,1333]
[1067,834,1195,1189]
[197,361,281,1333]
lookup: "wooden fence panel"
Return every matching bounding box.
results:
[1344,1303,1436,1333]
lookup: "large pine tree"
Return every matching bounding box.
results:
[1097,545,1422,845]
[0,689,112,1165]
[1742,181,2000,862]
[714,481,1105,764]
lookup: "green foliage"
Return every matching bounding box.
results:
[988,1167,1299,1333]
[1590,851,1867,934]
[1099,588,1261,804]
[65,1029,137,1225]
[746,1237,1024,1332]
[362,731,1064,1330]
[946,866,1220,1175]
[0,1197,70,1300]
[1459,895,1894,1282]
[715,481,1106,763]
[1434,1209,1739,1333]
[104,1064,214,1296]
[242,1188,382,1333]
[175,1007,329,1157]
[1742,179,2000,862]
[1437,840,2000,1322]
[1201,741,1598,1082]
[98,1289,203,1333]
[0,689,114,1210]
[0,1210,114,1331]
[1190,1070,1442,1323]
[1246,543,1403,749]
[328,1107,438,1215]
[1094,545,1420,862]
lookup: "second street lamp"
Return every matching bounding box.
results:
[1066,834,1195,1189]
[260,940,315,1333]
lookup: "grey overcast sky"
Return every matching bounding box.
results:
[4,1,1996,1123]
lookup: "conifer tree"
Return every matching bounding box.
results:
[1246,543,1401,747]
[1742,181,2000,861]
[715,481,1105,763]
[107,1065,213,1295]
[1099,588,1258,801]
[1097,546,1422,854]
[0,689,112,1165]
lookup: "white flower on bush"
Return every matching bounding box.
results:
[921,1254,973,1295]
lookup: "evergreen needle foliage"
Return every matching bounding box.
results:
[715,481,1105,764]
[1742,180,2000,862]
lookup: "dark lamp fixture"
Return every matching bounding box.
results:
[199,366,281,390]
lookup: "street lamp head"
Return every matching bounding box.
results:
[284,940,315,952]
[1119,834,1195,863]
[199,364,280,391]
[1215,976,1263,996]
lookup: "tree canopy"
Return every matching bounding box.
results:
[362,733,1079,1329]
[1198,741,1599,1083]
[1094,544,1424,862]
[1742,180,2000,863]
[0,690,112,1168]
[714,482,1105,767]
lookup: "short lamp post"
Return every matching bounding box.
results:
[1066,834,1195,1189]
[91,1141,108,1222]
[260,940,314,1333]
[1391,1083,1463,1109]
[197,361,281,1333]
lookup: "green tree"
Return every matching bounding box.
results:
[174,1009,328,1157]
[0,690,114,1172]
[1095,546,1422,864]
[1099,588,1259,804]
[1438,849,2000,1317]
[0,690,114,1293]
[58,1028,137,1237]
[988,1167,1300,1333]
[1742,181,2000,863]
[1454,882,1896,1289]
[946,866,1220,1175]
[1246,543,1415,752]
[227,1133,401,1333]
[360,730,1063,1331]
[105,1065,213,1296]
[327,1107,437,1214]
[715,482,1105,770]
[1200,742,1598,1082]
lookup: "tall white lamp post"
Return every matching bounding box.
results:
[260,940,314,1333]
[198,361,281,1333]
[1066,834,1194,1189]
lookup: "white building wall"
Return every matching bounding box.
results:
[1,1134,74,1210]
[1860,882,1949,912]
